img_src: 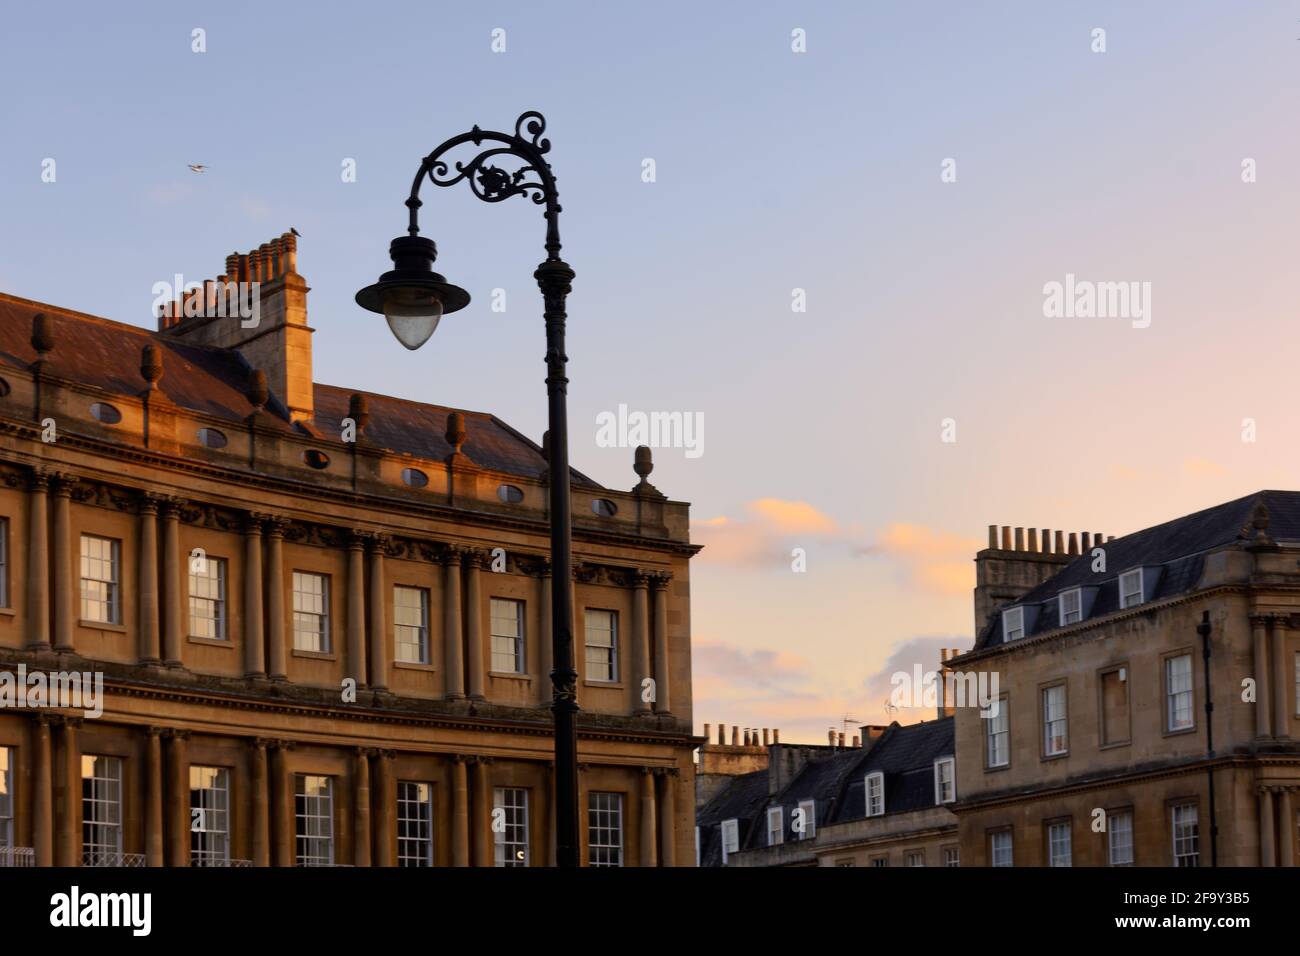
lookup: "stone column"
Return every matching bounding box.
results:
[1273,616,1291,739]
[144,727,164,866]
[25,470,50,650]
[471,757,491,866]
[250,739,269,867]
[633,572,652,714]
[640,767,657,867]
[451,755,469,866]
[651,573,673,715]
[1280,787,1296,868]
[137,495,162,663]
[353,749,371,867]
[266,518,288,681]
[242,515,265,678]
[656,768,676,867]
[58,717,81,866]
[271,741,294,866]
[1259,787,1277,866]
[368,536,388,691]
[442,549,464,699]
[372,750,394,867]
[346,532,367,688]
[32,715,53,866]
[465,551,485,699]
[538,562,553,706]
[50,474,76,652]
[167,730,191,867]
[161,498,184,666]
[1252,615,1273,738]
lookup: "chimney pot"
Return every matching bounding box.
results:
[762,729,770,746]
[1068,532,1079,555]
[1027,528,1038,552]
[828,729,836,746]
[1014,527,1024,551]
[1081,532,1092,550]
[1042,529,1053,554]
[987,525,997,549]
[772,729,779,744]
[731,727,739,746]
[703,723,711,743]
[1055,530,1065,553]
[852,735,861,748]
[838,732,846,748]
[1000,526,1011,550]
[717,724,725,745]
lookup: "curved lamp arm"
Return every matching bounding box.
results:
[405,111,563,261]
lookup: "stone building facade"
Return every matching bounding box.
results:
[951,506,1300,867]
[0,232,700,867]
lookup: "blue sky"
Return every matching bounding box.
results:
[5,1,1300,740]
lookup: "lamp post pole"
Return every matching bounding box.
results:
[356,112,580,866]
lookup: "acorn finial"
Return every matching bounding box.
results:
[348,393,370,433]
[246,368,269,409]
[634,445,653,481]
[31,313,54,356]
[445,411,466,454]
[140,344,163,387]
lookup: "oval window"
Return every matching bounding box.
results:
[591,498,618,517]
[0,377,10,398]
[401,467,428,488]
[497,484,524,504]
[197,427,228,449]
[90,402,122,424]
[302,449,330,470]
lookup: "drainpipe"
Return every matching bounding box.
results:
[1198,610,1218,867]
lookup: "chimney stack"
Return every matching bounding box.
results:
[975,524,1077,636]
[161,230,313,423]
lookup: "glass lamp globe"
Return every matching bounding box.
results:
[383,285,444,350]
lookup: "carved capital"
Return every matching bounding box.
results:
[649,570,673,590]
[262,515,291,537]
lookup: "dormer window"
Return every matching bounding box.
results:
[865,772,885,817]
[1059,588,1083,625]
[1119,569,1144,609]
[933,757,956,804]
[1002,607,1025,642]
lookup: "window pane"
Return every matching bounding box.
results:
[587,792,623,866]
[398,781,434,866]
[292,573,330,652]
[82,755,123,866]
[294,775,334,866]
[493,787,529,866]
[190,766,230,866]
[584,609,617,682]
[393,586,429,664]
[490,599,525,673]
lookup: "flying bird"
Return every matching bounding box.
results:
[188,164,207,173]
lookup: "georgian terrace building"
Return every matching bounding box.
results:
[0,231,700,867]
[950,501,1300,867]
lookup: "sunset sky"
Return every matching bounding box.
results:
[4,2,1300,741]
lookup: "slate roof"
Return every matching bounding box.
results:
[831,718,954,823]
[697,770,770,867]
[0,293,600,487]
[973,491,1295,650]
[697,718,956,862]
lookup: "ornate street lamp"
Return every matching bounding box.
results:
[355,111,580,867]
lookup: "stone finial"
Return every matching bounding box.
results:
[246,369,269,410]
[1245,498,1275,549]
[445,411,466,456]
[632,445,663,496]
[140,344,163,388]
[31,312,54,356]
[348,393,370,433]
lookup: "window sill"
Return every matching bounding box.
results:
[584,679,623,689]
[79,619,126,633]
[1098,739,1131,751]
[0,607,15,617]
[292,649,336,661]
[188,635,233,648]
[1040,750,1069,761]
[394,661,436,672]
[984,763,1010,773]
[1161,726,1196,739]
[489,671,531,681]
